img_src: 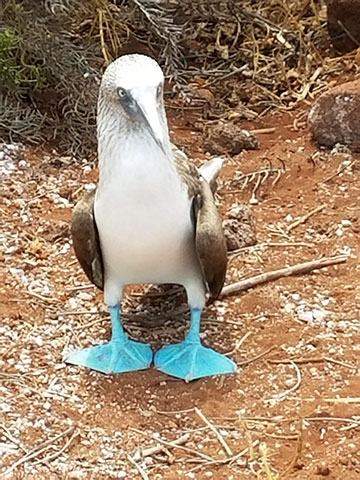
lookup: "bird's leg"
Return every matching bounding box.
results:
[154,307,237,381]
[65,305,153,374]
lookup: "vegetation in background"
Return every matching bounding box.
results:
[0,28,48,90]
[0,0,357,157]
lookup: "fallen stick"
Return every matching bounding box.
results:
[321,159,357,184]
[194,407,233,457]
[286,204,325,232]
[250,127,276,134]
[132,433,191,461]
[238,346,275,367]
[127,454,149,480]
[2,423,75,477]
[189,440,260,473]
[130,428,215,462]
[220,254,348,298]
[268,356,356,370]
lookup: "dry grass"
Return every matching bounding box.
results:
[0,0,359,156]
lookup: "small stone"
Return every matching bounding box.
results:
[204,121,259,155]
[223,204,257,251]
[284,302,296,313]
[312,309,329,321]
[316,463,330,476]
[341,219,352,227]
[308,79,360,152]
[33,336,44,347]
[77,292,93,301]
[298,311,313,323]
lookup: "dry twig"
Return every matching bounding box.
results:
[194,407,233,457]
[238,346,276,367]
[286,204,325,232]
[132,433,191,461]
[2,423,76,477]
[130,428,215,462]
[267,361,302,403]
[220,254,348,297]
[268,356,356,370]
[127,454,149,480]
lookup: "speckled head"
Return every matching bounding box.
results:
[101,54,164,95]
[98,54,168,152]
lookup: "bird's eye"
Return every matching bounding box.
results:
[117,88,127,99]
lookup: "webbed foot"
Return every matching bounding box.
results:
[66,338,152,374]
[154,340,236,381]
[65,305,152,374]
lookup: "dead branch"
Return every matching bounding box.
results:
[132,433,191,461]
[127,454,149,480]
[194,407,233,457]
[2,423,76,476]
[269,356,356,370]
[286,204,325,232]
[238,346,275,367]
[220,254,348,298]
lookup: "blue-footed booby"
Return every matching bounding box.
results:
[67,54,237,381]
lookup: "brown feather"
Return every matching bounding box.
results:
[172,146,227,300]
[71,190,104,290]
[194,181,227,299]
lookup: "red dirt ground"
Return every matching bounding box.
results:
[1,105,360,479]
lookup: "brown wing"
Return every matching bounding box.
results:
[71,189,104,290]
[194,180,227,300]
[172,145,227,299]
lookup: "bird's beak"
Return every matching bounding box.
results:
[134,91,167,154]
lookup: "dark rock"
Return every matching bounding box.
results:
[223,204,257,251]
[308,79,360,152]
[204,122,259,155]
[316,464,331,476]
[326,0,360,53]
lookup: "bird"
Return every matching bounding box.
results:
[66,54,237,381]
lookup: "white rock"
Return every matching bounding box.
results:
[312,309,329,321]
[77,292,93,301]
[298,311,313,323]
[284,302,296,313]
[341,219,351,227]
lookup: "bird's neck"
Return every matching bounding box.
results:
[97,102,175,188]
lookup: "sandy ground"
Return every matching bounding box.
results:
[1,106,360,479]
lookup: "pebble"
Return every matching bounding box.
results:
[316,464,330,476]
[341,219,352,227]
[284,302,296,313]
[298,311,313,323]
[77,291,94,301]
[33,335,44,347]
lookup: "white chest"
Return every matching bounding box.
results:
[94,139,196,285]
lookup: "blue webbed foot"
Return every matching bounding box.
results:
[154,340,236,381]
[66,338,152,374]
[154,308,237,381]
[65,305,152,374]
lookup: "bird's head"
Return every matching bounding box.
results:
[99,54,169,153]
